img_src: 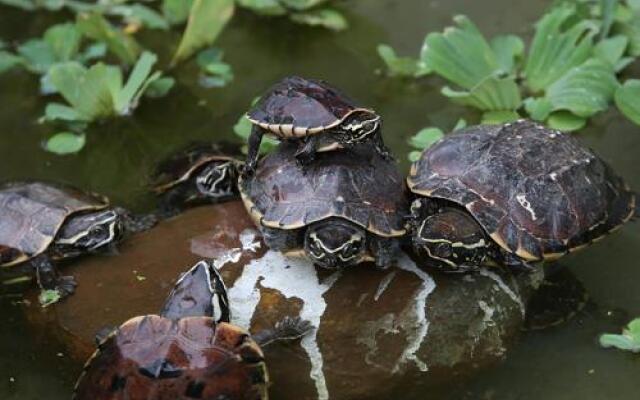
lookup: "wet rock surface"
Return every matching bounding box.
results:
[23,201,544,400]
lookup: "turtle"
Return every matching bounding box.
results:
[239,142,408,269]
[244,75,391,175]
[73,260,312,400]
[0,181,156,301]
[151,141,243,217]
[407,119,638,272]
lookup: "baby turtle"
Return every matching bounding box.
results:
[152,142,243,217]
[244,76,390,175]
[407,120,637,272]
[0,181,155,301]
[239,142,408,269]
[73,260,311,400]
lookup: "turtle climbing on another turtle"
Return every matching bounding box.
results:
[244,76,391,175]
[407,120,637,272]
[151,141,243,217]
[239,142,408,269]
[0,181,156,302]
[73,260,312,400]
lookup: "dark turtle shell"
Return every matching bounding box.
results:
[407,120,636,261]
[246,76,374,138]
[152,142,242,194]
[0,182,109,266]
[73,316,268,400]
[239,142,408,237]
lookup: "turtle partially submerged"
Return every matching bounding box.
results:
[0,181,155,300]
[73,260,311,400]
[407,120,638,272]
[244,76,390,175]
[240,142,408,269]
[152,142,243,217]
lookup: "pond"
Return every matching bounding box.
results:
[1,0,639,399]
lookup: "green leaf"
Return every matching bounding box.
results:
[17,39,56,74]
[453,118,467,131]
[0,51,23,74]
[162,0,194,25]
[234,115,277,154]
[543,58,618,118]
[422,15,501,90]
[599,334,640,352]
[481,110,521,125]
[290,8,348,31]
[490,35,525,74]
[38,288,62,307]
[524,97,554,121]
[43,23,82,62]
[0,0,35,11]
[441,73,521,111]
[616,14,640,56]
[547,111,587,132]
[145,76,175,98]
[111,4,170,31]
[78,42,107,63]
[172,0,235,65]
[77,12,141,65]
[600,0,620,39]
[196,47,233,87]
[49,62,120,120]
[615,79,640,125]
[45,132,86,154]
[408,127,444,150]
[280,0,328,10]
[236,0,286,16]
[377,44,430,77]
[43,102,88,122]
[627,318,640,337]
[115,51,157,114]
[593,35,629,70]
[524,4,599,92]
[408,151,422,162]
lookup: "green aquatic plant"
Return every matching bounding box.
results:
[378,1,640,130]
[196,47,234,88]
[237,0,348,31]
[600,318,640,353]
[407,119,466,161]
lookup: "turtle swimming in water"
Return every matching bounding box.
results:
[407,120,638,272]
[240,142,408,269]
[151,142,243,217]
[0,181,156,301]
[244,76,391,175]
[73,260,311,400]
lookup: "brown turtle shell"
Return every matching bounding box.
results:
[0,182,109,266]
[239,142,408,237]
[152,142,242,194]
[246,76,375,138]
[407,120,636,261]
[73,317,268,400]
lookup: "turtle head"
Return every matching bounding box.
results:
[196,161,238,199]
[55,209,122,255]
[304,220,367,269]
[413,204,488,272]
[339,110,381,144]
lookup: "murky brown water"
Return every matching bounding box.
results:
[1,0,639,398]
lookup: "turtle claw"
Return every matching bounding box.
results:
[253,316,314,347]
[56,275,77,297]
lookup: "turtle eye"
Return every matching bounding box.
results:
[434,242,453,258]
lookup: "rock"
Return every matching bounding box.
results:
[23,201,543,400]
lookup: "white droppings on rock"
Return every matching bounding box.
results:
[478,268,524,317]
[393,253,437,373]
[212,248,242,269]
[239,229,261,252]
[374,271,397,301]
[223,250,340,400]
[478,300,496,327]
[356,313,398,369]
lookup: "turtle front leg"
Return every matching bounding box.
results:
[252,316,313,347]
[114,207,158,234]
[33,254,76,301]
[244,125,265,177]
[294,136,319,166]
[370,237,399,269]
[372,131,394,161]
[500,250,536,273]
